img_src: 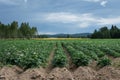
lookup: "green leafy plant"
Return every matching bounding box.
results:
[53,54,67,67]
[53,43,67,67]
[97,56,111,68]
[73,51,90,66]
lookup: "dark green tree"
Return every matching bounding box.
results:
[0,22,2,38]
[31,27,37,38]
[10,21,18,38]
[0,23,7,38]
[91,25,120,39]
[19,22,31,38]
[99,27,111,38]
[91,29,98,38]
[110,25,120,38]
[0,21,38,39]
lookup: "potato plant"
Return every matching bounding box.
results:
[97,56,111,68]
[0,39,120,68]
[52,42,67,67]
[0,40,55,69]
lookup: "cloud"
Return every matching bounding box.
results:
[100,1,107,7]
[98,17,120,25]
[42,12,95,28]
[43,12,97,28]
[83,0,108,7]
[0,0,27,5]
[83,0,101,2]
[41,12,120,28]
[0,0,16,5]
[24,0,27,3]
[78,23,90,28]
[38,32,56,35]
[44,12,78,23]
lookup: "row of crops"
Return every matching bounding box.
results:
[0,39,120,69]
[62,39,120,67]
[0,40,55,69]
[52,42,67,67]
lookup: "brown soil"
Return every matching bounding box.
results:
[88,61,98,70]
[46,67,73,80]
[0,66,23,80]
[95,66,120,80]
[0,66,120,80]
[17,67,46,80]
[112,58,120,70]
[73,67,97,80]
[62,45,76,71]
[46,46,56,73]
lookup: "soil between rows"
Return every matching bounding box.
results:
[0,65,120,80]
[45,46,56,73]
[62,44,76,71]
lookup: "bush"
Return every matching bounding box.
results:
[95,49,105,58]
[97,51,105,58]
[52,45,67,68]
[18,53,42,69]
[73,51,90,67]
[97,56,111,68]
[102,48,120,58]
[53,54,67,67]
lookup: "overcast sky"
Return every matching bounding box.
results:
[0,0,120,34]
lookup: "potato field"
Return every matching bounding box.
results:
[0,39,120,80]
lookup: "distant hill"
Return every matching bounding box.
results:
[39,33,92,38]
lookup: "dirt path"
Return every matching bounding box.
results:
[45,45,56,73]
[62,43,75,71]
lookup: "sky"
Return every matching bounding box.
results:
[0,0,120,34]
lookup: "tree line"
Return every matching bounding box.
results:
[0,21,37,39]
[91,25,120,39]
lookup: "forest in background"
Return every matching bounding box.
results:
[0,21,37,39]
[91,25,120,39]
[0,21,120,39]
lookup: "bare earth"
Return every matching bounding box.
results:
[0,57,120,80]
[0,65,120,80]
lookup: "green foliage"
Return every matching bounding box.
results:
[18,53,46,69]
[0,40,54,69]
[53,53,67,67]
[100,47,120,58]
[0,62,4,68]
[95,50,105,58]
[0,21,37,39]
[64,43,90,67]
[0,39,120,69]
[91,25,120,39]
[97,56,111,68]
[73,51,90,66]
[53,43,67,67]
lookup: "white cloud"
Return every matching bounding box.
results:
[43,12,97,28]
[44,13,94,22]
[100,1,107,7]
[39,32,56,35]
[83,0,108,7]
[83,0,101,2]
[44,12,78,23]
[78,23,90,28]
[0,0,27,5]
[42,12,120,28]
[0,0,16,5]
[24,0,27,3]
[98,17,120,25]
